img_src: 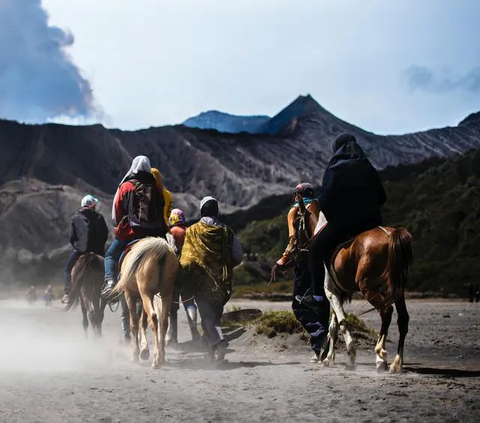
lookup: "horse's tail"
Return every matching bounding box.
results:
[65,253,103,311]
[112,237,173,296]
[382,227,414,307]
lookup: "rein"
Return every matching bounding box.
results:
[108,301,119,313]
[155,293,195,305]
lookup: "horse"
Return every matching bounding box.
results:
[111,237,178,369]
[65,253,107,337]
[319,224,414,373]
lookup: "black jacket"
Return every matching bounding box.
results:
[69,208,109,254]
[319,140,386,231]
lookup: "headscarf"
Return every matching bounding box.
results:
[294,182,314,199]
[81,194,99,210]
[151,168,163,191]
[200,196,219,218]
[111,155,151,220]
[169,208,186,226]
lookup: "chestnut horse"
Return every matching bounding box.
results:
[65,253,106,337]
[112,237,178,369]
[319,224,413,373]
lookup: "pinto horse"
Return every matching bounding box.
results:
[65,253,106,337]
[319,224,414,373]
[112,237,178,369]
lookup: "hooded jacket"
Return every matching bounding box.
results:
[319,134,386,230]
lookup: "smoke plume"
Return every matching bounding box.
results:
[0,0,98,122]
[404,65,480,94]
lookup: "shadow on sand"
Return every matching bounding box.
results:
[406,366,480,378]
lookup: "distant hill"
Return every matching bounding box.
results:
[183,111,270,134]
[234,149,480,296]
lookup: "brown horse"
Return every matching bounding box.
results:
[320,225,413,373]
[111,237,178,369]
[65,253,106,337]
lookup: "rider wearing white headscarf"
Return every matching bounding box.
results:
[102,155,166,301]
[111,155,151,221]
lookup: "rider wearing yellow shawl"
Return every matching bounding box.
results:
[180,196,243,363]
[151,168,173,227]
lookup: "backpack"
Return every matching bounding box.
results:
[291,200,313,265]
[126,179,164,229]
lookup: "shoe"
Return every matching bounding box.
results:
[310,353,320,363]
[61,293,69,304]
[101,280,120,301]
[295,294,324,315]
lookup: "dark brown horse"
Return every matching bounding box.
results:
[319,224,413,373]
[65,253,107,337]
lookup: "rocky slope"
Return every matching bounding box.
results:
[1,94,480,286]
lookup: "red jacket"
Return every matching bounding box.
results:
[114,181,137,241]
[170,224,186,250]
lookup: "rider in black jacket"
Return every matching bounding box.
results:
[62,195,109,303]
[298,133,386,315]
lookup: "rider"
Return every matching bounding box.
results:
[151,168,173,228]
[275,183,329,362]
[298,133,387,313]
[63,195,108,303]
[180,197,243,362]
[167,208,200,345]
[101,155,168,301]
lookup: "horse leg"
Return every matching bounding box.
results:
[80,296,88,338]
[125,291,140,363]
[390,296,409,373]
[324,282,356,369]
[139,307,150,361]
[375,305,394,372]
[322,313,338,367]
[158,293,171,366]
[139,291,161,369]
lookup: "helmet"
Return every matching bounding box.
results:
[294,183,314,199]
[81,195,99,209]
[169,208,186,226]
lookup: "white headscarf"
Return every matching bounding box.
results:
[111,155,151,221]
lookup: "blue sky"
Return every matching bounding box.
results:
[3,0,480,134]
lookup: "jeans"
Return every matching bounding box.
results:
[292,265,330,354]
[120,295,142,339]
[195,298,224,351]
[104,239,130,282]
[64,250,82,293]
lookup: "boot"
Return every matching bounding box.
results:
[186,305,201,341]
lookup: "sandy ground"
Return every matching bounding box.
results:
[0,298,479,423]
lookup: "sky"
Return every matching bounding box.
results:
[1,0,480,135]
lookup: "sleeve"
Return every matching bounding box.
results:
[69,217,77,247]
[99,216,109,246]
[287,207,297,238]
[318,167,337,215]
[115,182,133,225]
[370,164,387,206]
[231,234,243,267]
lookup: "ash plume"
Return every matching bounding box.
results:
[0,0,98,122]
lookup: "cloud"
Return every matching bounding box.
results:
[0,0,100,123]
[403,65,480,94]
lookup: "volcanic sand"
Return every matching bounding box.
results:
[0,298,479,423]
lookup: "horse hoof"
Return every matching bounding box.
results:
[140,349,150,361]
[376,362,388,373]
[389,365,402,374]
